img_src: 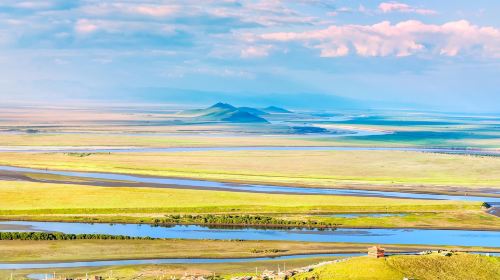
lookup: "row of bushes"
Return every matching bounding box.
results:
[154,214,338,229]
[250,248,287,254]
[0,232,153,240]
[65,152,94,157]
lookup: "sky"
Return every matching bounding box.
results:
[0,0,499,112]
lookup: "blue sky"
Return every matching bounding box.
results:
[0,0,499,112]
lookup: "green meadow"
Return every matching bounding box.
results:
[292,254,500,280]
[0,181,477,214]
[1,150,499,190]
[1,113,499,150]
[1,180,497,230]
[5,239,494,263]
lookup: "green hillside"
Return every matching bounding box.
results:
[291,253,500,280]
[183,102,269,123]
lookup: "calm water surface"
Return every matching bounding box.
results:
[2,253,362,270]
[320,213,407,218]
[0,165,497,202]
[13,252,500,272]
[1,221,499,247]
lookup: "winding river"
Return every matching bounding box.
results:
[5,251,499,271]
[1,253,363,270]
[1,146,498,270]
[1,221,499,247]
[0,165,498,202]
[0,220,499,270]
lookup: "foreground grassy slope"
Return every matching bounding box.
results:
[1,150,499,189]
[294,256,404,280]
[292,254,500,280]
[0,181,478,215]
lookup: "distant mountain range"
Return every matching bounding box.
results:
[181,102,292,123]
[262,106,292,114]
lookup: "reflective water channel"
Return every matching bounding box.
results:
[2,253,363,270]
[0,165,497,202]
[1,221,499,248]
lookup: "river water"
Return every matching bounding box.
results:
[1,253,363,270]
[0,165,497,202]
[1,221,499,247]
[7,251,499,272]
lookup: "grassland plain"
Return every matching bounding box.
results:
[0,134,344,148]
[4,239,494,263]
[1,180,497,230]
[1,150,499,189]
[0,180,479,213]
[1,130,499,149]
[2,211,498,231]
[291,254,500,280]
[14,166,497,200]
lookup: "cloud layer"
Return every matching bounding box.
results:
[378,2,437,15]
[250,20,500,58]
[0,1,499,111]
[0,1,497,59]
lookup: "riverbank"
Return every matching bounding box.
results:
[1,221,498,247]
[0,255,341,280]
[1,253,498,280]
[0,150,499,190]
[2,178,497,231]
[3,167,499,200]
[1,210,499,231]
[1,180,479,214]
[1,239,498,263]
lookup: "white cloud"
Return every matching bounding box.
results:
[74,18,178,37]
[329,5,372,16]
[207,0,320,27]
[0,1,57,10]
[15,1,54,9]
[75,19,98,34]
[82,3,178,18]
[378,2,437,15]
[2,0,498,61]
[252,20,500,58]
[133,5,178,17]
[165,65,255,79]
[240,45,273,58]
[78,1,319,27]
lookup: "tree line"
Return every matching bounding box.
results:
[154,214,338,229]
[0,232,153,240]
